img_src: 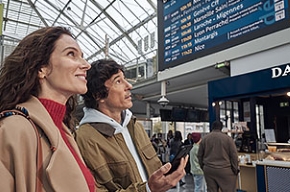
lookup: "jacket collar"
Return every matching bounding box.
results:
[90,123,115,136]
[18,96,60,149]
[81,107,136,134]
[89,114,137,137]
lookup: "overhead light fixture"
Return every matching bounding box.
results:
[212,101,222,107]
[158,96,169,107]
[287,92,290,97]
[215,61,230,76]
[215,61,230,69]
[158,81,169,107]
[280,102,289,107]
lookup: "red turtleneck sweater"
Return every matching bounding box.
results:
[39,98,95,192]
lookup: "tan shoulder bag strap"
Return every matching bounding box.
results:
[0,107,43,192]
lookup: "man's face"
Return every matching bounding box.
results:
[100,70,133,112]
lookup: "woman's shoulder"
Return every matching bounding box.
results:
[0,113,40,176]
[0,115,35,137]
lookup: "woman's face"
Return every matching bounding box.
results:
[38,34,90,104]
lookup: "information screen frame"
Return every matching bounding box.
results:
[157,0,290,71]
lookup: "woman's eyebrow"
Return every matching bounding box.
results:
[62,46,84,57]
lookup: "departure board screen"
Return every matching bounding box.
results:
[157,0,290,71]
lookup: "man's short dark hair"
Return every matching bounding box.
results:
[212,121,223,130]
[82,59,124,109]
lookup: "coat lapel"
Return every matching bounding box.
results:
[19,96,90,191]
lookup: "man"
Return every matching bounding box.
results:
[76,59,187,192]
[197,121,239,192]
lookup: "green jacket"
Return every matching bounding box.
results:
[189,143,204,175]
[76,118,162,192]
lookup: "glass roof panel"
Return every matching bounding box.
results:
[1,0,158,68]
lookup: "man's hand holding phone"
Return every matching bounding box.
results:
[148,154,189,192]
[166,144,192,175]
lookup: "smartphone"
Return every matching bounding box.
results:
[166,144,192,175]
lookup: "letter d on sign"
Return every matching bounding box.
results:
[272,67,282,78]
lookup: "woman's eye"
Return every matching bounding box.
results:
[68,51,75,57]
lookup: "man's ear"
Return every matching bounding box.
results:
[93,93,103,102]
[99,98,105,103]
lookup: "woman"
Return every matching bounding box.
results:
[169,131,186,187]
[0,27,95,192]
[170,131,183,161]
[184,133,194,145]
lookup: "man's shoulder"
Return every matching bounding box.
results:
[78,123,94,130]
[202,132,214,138]
[78,122,115,137]
[76,123,94,137]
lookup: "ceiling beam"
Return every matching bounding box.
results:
[87,12,156,61]
[27,0,49,26]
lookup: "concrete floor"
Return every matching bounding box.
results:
[167,174,194,192]
[168,174,243,192]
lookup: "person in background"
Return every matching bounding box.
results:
[75,59,187,192]
[0,26,95,192]
[158,133,167,163]
[197,121,239,192]
[190,133,207,192]
[183,132,194,174]
[164,130,174,163]
[169,131,183,161]
[152,137,160,153]
[166,129,174,147]
[151,133,157,142]
[169,130,186,187]
[157,132,166,145]
[153,133,166,164]
[184,133,194,145]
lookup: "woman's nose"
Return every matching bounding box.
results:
[81,59,91,69]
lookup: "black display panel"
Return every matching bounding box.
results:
[160,109,172,121]
[157,0,290,71]
[160,108,208,122]
[171,107,187,121]
[186,109,201,122]
[200,110,209,122]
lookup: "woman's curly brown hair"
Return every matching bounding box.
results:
[0,26,78,131]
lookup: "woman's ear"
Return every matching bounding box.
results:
[38,67,48,79]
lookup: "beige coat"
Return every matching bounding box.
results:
[0,96,93,192]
